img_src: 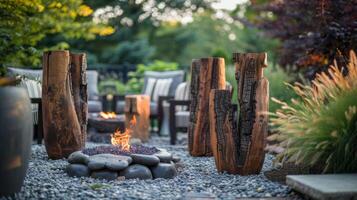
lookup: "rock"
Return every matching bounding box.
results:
[87,154,132,171]
[172,155,181,163]
[129,138,142,145]
[91,170,118,180]
[130,154,160,166]
[154,149,173,163]
[119,164,153,180]
[150,162,177,179]
[184,192,216,199]
[66,164,90,177]
[67,151,89,164]
[256,187,264,193]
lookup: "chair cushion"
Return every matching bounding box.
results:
[88,100,102,113]
[143,78,173,102]
[116,101,125,114]
[7,67,42,80]
[142,70,184,97]
[175,111,189,128]
[151,78,172,102]
[19,78,42,99]
[87,70,100,101]
[174,82,190,111]
[18,78,42,124]
[143,78,156,98]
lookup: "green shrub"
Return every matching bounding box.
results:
[265,65,297,113]
[225,65,237,103]
[225,64,296,113]
[98,79,127,95]
[271,51,357,173]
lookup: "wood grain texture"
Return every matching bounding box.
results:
[42,51,83,159]
[188,57,226,156]
[209,89,239,173]
[209,53,269,175]
[70,53,88,148]
[234,52,268,175]
[124,95,150,142]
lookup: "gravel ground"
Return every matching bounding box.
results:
[6,135,301,200]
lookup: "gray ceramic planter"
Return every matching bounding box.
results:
[0,87,33,196]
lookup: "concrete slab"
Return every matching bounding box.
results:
[286,174,357,200]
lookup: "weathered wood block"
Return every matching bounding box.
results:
[124,95,150,142]
[188,57,226,157]
[209,89,239,173]
[42,51,87,159]
[209,53,269,175]
[70,53,88,148]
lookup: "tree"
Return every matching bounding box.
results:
[0,0,114,68]
[252,0,357,79]
[151,12,279,67]
[72,0,214,64]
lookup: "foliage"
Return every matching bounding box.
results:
[101,39,155,65]
[77,0,213,64]
[98,79,126,95]
[254,0,357,79]
[225,66,237,103]
[265,66,297,113]
[271,51,357,173]
[0,0,114,68]
[153,12,279,67]
[126,60,179,93]
[226,64,296,113]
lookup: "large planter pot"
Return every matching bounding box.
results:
[0,87,33,196]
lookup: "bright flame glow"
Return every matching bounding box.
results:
[111,116,136,151]
[99,112,117,119]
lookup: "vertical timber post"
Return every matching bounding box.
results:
[188,57,226,156]
[70,53,88,148]
[42,51,85,159]
[209,53,269,175]
[234,52,269,174]
[124,95,150,142]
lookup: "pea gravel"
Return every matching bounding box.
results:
[5,136,301,200]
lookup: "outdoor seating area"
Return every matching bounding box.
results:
[1,1,357,200]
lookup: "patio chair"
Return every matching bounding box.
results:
[169,82,236,144]
[115,70,185,134]
[7,67,43,144]
[7,67,102,144]
[87,70,103,113]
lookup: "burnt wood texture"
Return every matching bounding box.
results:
[70,53,88,148]
[209,53,269,175]
[42,51,87,159]
[188,58,226,157]
[124,95,150,142]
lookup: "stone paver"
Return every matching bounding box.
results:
[286,174,357,200]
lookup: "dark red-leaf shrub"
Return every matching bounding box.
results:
[256,0,357,79]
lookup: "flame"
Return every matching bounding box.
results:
[111,116,136,151]
[99,112,116,119]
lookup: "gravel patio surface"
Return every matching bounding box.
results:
[7,136,301,200]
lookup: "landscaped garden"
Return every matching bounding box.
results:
[0,0,356,199]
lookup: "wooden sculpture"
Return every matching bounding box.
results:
[42,51,87,159]
[210,53,269,175]
[124,95,150,142]
[70,53,88,148]
[188,57,226,156]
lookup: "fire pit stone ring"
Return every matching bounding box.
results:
[66,145,180,180]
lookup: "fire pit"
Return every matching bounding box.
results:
[87,112,126,143]
[66,116,180,180]
[88,112,126,133]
